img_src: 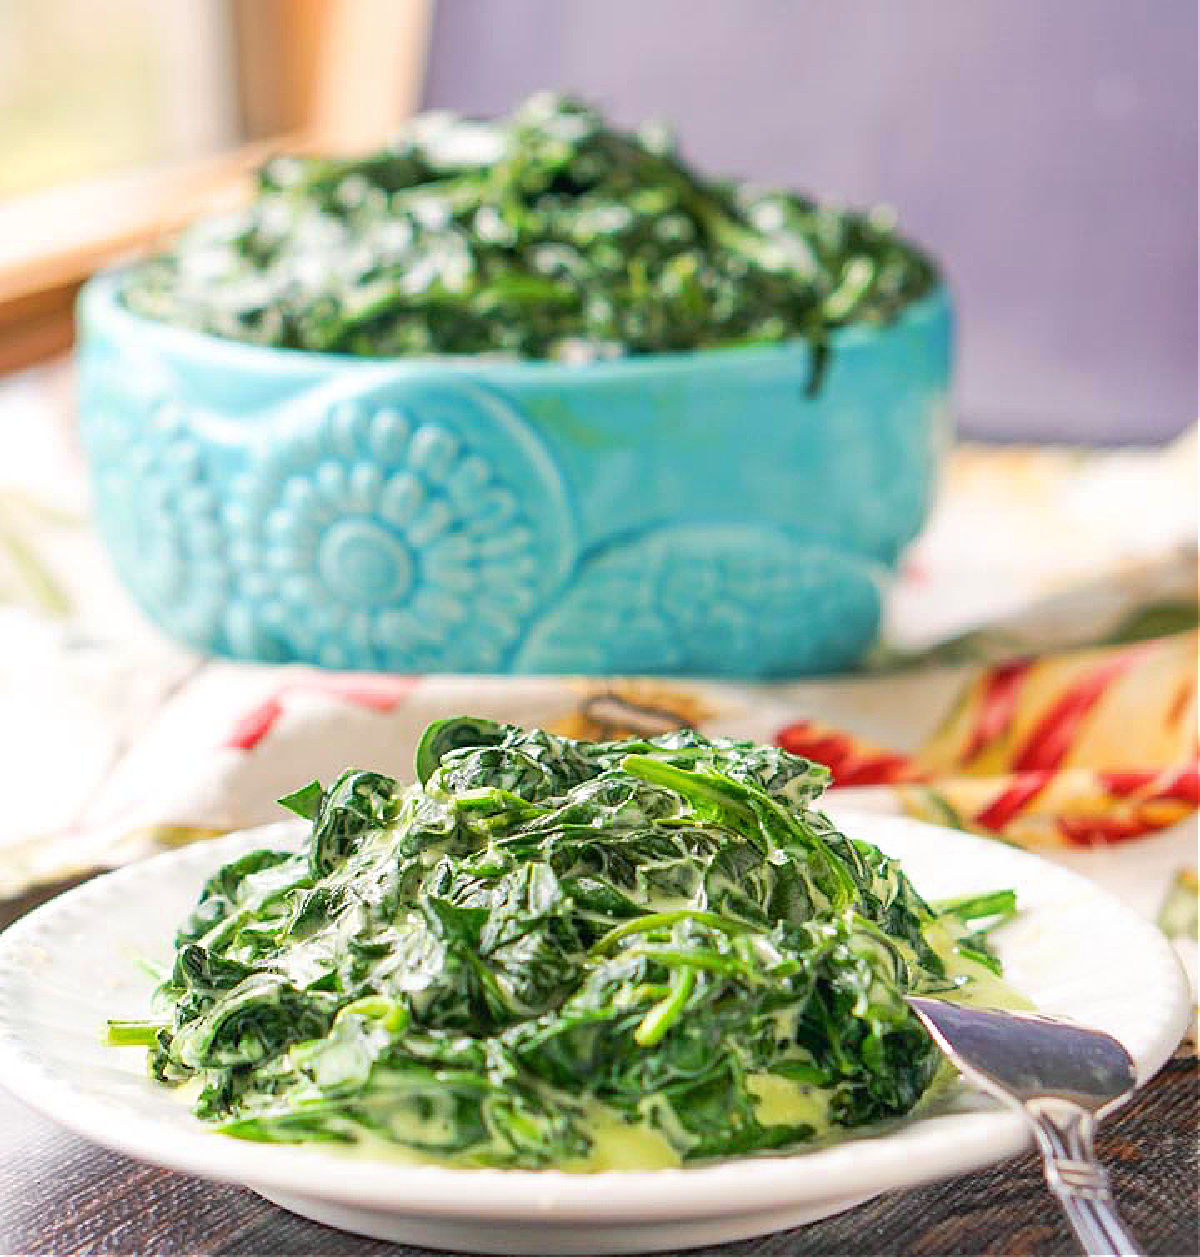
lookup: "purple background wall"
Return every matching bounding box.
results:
[423,0,1197,444]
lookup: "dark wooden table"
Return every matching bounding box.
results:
[2,882,1196,1257]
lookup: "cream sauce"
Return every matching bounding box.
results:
[209,914,1029,1171]
[745,1073,831,1129]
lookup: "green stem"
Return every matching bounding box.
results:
[634,966,695,1046]
[105,1019,165,1046]
[954,941,1003,977]
[629,947,749,976]
[932,890,1017,926]
[590,909,753,956]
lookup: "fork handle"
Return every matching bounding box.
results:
[1027,1099,1143,1257]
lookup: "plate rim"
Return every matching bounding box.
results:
[0,812,1189,1224]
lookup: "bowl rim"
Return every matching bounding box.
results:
[79,266,952,383]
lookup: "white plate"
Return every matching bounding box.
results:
[0,813,1188,1255]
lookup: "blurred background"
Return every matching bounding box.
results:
[1,6,1198,1245]
[0,0,1195,441]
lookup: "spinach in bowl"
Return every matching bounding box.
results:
[123,93,937,381]
[109,719,1017,1170]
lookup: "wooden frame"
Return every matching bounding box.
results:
[0,146,277,376]
[234,0,432,148]
[0,0,432,375]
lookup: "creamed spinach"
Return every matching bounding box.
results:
[110,719,1015,1169]
[123,94,937,384]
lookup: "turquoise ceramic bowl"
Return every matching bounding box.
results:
[77,271,952,676]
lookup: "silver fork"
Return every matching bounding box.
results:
[906,996,1142,1257]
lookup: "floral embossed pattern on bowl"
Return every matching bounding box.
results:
[78,273,953,676]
